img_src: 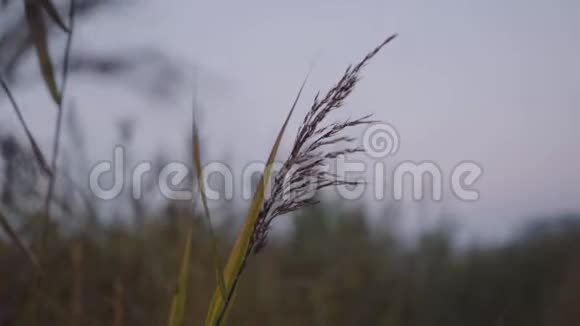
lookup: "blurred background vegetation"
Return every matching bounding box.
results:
[1,200,580,325]
[2,1,580,325]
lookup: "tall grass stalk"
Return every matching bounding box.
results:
[205,33,397,325]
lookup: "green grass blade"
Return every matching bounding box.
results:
[166,225,193,326]
[204,75,309,326]
[24,1,62,106]
[192,111,227,301]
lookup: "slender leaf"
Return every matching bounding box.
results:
[204,75,309,326]
[41,0,76,249]
[192,112,227,301]
[166,225,193,326]
[39,0,70,32]
[24,0,62,105]
[59,0,75,98]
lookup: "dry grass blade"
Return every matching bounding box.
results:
[59,0,75,98]
[204,74,309,326]
[38,0,70,32]
[24,0,62,105]
[0,76,52,177]
[41,0,75,251]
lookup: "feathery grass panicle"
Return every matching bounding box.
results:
[207,34,398,324]
[250,34,398,255]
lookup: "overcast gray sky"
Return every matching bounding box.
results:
[3,0,579,238]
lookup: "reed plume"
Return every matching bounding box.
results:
[250,34,398,254]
